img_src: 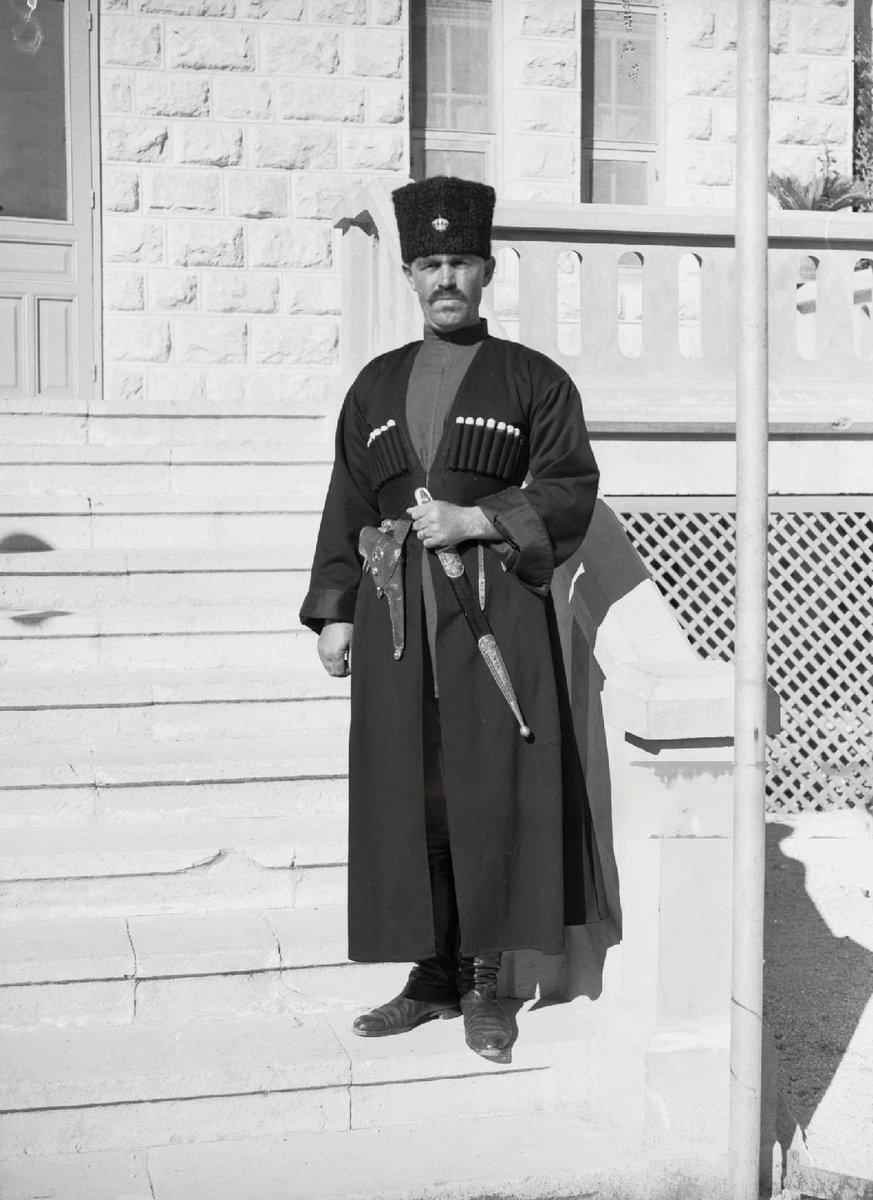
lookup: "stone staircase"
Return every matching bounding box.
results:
[0,401,634,1199]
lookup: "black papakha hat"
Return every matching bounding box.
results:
[392,176,496,264]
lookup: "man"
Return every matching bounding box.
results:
[300,176,606,1062]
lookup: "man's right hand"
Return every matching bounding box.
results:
[318,621,353,677]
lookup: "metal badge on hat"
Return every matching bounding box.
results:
[432,216,449,232]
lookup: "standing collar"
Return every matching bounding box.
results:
[422,319,489,346]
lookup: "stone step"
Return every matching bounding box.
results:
[0,905,348,985]
[0,812,347,881]
[0,550,313,608]
[0,497,320,552]
[0,807,348,917]
[0,906,410,1031]
[0,664,342,707]
[0,851,346,920]
[0,607,318,672]
[0,772,348,829]
[0,733,349,838]
[0,410,329,448]
[1,457,332,500]
[0,667,349,744]
[0,443,332,464]
[0,563,308,609]
[0,732,348,792]
[1,1115,636,1200]
[0,1003,592,1157]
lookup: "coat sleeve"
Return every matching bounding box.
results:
[299,379,381,634]
[477,367,599,596]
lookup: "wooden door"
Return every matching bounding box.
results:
[0,0,99,405]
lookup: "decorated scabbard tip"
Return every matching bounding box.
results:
[519,724,531,738]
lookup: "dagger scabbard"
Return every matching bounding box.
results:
[477,634,531,738]
[414,488,531,738]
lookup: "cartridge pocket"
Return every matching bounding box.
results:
[444,417,527,480]
[367,421,412,489]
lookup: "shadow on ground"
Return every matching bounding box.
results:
[764,820,873,1155]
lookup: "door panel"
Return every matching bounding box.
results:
[38,297,75,394]
[0,241,74,279]
[0,296,26,393]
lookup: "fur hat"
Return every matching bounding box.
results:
[392,176,496,264]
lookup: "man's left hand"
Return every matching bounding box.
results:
[407,500,497,550]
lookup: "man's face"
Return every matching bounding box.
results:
[403,253,495,333]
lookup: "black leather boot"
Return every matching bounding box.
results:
[458,953,512,1061]
[352,991,459,1037]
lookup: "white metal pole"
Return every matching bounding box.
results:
[731,2,770,1199]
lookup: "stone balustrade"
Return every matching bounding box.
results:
[336,182,873,434]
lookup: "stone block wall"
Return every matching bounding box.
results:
[99,0,408,414]
[664,0,855,207]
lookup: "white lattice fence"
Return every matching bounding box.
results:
[615,504,873,814]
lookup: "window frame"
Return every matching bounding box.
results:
[409,0,500,186]
[580,0,664,205]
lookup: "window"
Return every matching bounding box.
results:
[581,1,661,204]
[410,0,495,183]
[0,0,99,400]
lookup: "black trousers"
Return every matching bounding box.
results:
[401,674,463,1004]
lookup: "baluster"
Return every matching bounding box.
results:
[580,244,620,369]
[518,243,559,357]
[699,246,735,374]
[815,249,857,373]
[852,257,873,362]
[642,245,682,373]
[768,249,807,377]
[677,251,704,366]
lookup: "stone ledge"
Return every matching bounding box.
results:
[603,660,734,742]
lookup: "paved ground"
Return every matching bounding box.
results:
[764,810,873,1182]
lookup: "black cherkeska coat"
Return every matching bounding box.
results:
[300,333,607,963]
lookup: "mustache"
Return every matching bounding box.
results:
[429,289,464,301]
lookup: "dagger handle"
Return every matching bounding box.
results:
[414,488,464,575]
